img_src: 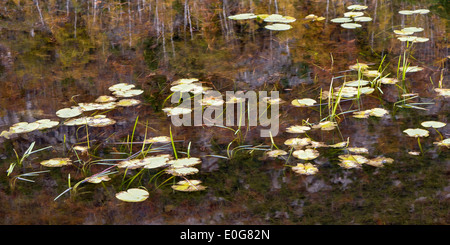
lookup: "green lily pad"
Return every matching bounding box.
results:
[165,167,199,176]
[113,89,144,98]
[109,83,135,92]
[168,157,201,168]
[115,188,149,202]
[228,13,257,20]
[330,17,353,23]
[116,99,141,107]
[263,14,296,23]
[347,5,368,11]
[353,16,372,22]
[286,125,311,133]
[312,121,338,131]
[266,149,288,157]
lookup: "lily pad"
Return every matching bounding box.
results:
[363,70,381,77]
[85,175,111,184]
[116,99,141,107]
[263,14,296,23]
[143,136,171,144]
[264,23,293,31]
[312,121,337,131]
[113,89,144,98]
[165,167,199,176]
[340,23,362,29]
[95,95,117,103]
[115,188,149,202]
[343,12,365,18]
[347,147,369,154]
[366,157,394,167]
[171,78,199,85]
[353,16,372,22]
[433,138,450,148]
[9,122,40,134]
[349,63,369,70]
[345,80,370,87]
[338,154,368,169]
[142,155,171,169]
[284,137,312,148]
[293,149,320,160]
[266,149,288,157]
[291,163,319,175]
[56,107,83,118]
[379,77,399,84]
[228,13,257,20]
[421,121,446,128]
[200,96,224,106]
[168,157,201,168]
[347,5,368,11]
[403,128,429,137]
[162,107,192,116]
[35,119,59,130]
[109,83,135,92]
[171,180,207,192]
[286,125,311,134]
[78,102,117,111]
[330,17,352,23]
[40,158,72,167]
[434,88,450,97]
[291,98,316,107]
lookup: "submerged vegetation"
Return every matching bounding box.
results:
[0,0,448,224]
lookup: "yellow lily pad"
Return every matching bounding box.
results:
[116,99,141,107]
[171,180,207,192]
[165,167,199,176]
[40,158,72,167]
[266,149,288,157]
[291,98,316,107]
[108,83,135,92]
[286,125,311,133]
[95,95,117,103]
[293,149,320,160]
[291,163,319,175]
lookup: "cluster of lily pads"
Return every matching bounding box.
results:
[228,13,296,31]
[394,9,430,43]
[330,4,372,29]
[403,120,449,155]
[0,83,143,139]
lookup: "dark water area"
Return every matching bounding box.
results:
[0,0,448,225]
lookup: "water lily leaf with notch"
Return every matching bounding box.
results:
[291,98,316,107]
[402,27,424,33]
[85,175,111,184]
[403,128,429,137]
[115,188,149,202]
[167,157,201,168]
[284,137,311,148]
[421,121,446,128]
[142,154,172,169]
[293,148,320,160]
[397,36,429,43]
[171,180,206,192]
[9,122,40,134]
[35,119,59,130]
[40,158,72,167]
[263,14,296,23]
[86,115,116,127]
[291,163,319,175]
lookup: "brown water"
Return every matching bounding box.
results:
[0,0,448,225]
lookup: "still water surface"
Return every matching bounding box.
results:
[0,0,448,224]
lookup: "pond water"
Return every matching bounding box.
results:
[0,0,448,225]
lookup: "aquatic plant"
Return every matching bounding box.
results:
[40,158,73,167]
[403,128,429,154]
[266,149,288,157]
[286,125,311,134]
[171,180,206,192]
[291,163,319,175]
[115,188,149,202]
[291,98,316,107]
[338,154,368,169]
[293,149,320,160]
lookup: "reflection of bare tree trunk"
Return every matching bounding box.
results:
[93,0,97,24]
[66,0,70,17]
[33,0,45,27]
[74,0,77,38]
[187,4,193,40]
[128,0,132,48]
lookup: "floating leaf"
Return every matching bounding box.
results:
[284,137,312,148]
[263,14,296,23]
[347,147,369,154]
[9,122,40,134]
[95,95,117,103]
[394,29,414,35]
[266,149,288,157]
[40,158,72,167]
[78,102,117,112]
[168,157,201,168]
[366,157,394,167]
[116,99,141,107]
[413,9,430,14]
[347,5,368,11]
[434,88,450,97]
[343,12,365,18]
[349,63,369,70]
[312,121,337,131]
[113,89,144,98]
[200,96,225,106]
[291,163,319,175]
[265,23,293,31]
[109,83,135,92]
[379,77,399,84]
[399,66,424,73]
[345,80,370,87]
[403,128,429,137]
[286,125,311,134]
[293,149,320,160]
[143,136,171,144]
[142,155,171,169]
[398,10,414,15]
[421,121,446,128]
[228,13,257,20]
[85,175,111,184]
[162,107,192,116]
[353,16,372,22]
[171,78,199,85]
[329,141,349,148]
[56,107,83,118]
[402,27,424,33]
[330,17,352,23]
[433,138,450,148]
[165,167,199,176]
[340,23,362,29]
[171,180,207,192]
[115,188,149,202]
[304,14,325,21]
[291,98,316,107]
[363,70,381,77]
[338,154,368,169]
